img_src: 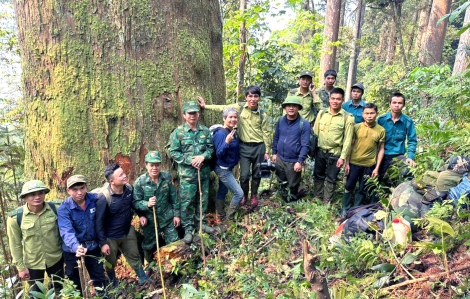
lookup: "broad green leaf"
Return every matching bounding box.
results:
[371,263,395,273]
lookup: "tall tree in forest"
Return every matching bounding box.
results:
[453,6,470,75]
[14,0,226,194]
[320,0,342,82]
[237,0,248,101]
[416,0,433,51]
[386,19,397,65]
[420,0,452,65]
[346,0,365,100]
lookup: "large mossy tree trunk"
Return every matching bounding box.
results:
[14,0,226,196]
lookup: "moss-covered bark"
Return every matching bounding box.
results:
[14,0,226,197]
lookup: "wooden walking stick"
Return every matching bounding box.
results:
[152,206,167,299]
[197,169,206,268]
[77,252,88,299]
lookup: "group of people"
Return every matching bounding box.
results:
[6,69,418,296]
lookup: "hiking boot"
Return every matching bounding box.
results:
[215,199,226,220]
[226,201,240,221]
[135,266,156,286]
[354,193,366,207]
[240,196,247,206]
[183,232,193,244]
[202,224,215,234]
[250,195,259,208]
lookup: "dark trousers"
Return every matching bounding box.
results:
[379,154,412,185]
[63,248,106,296]
[314,149,341,183]
[345,164,375,193]
[275,157,302,202]
[239,142,265,197]
[28,258,64,295]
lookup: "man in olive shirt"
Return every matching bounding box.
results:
[343,103,385,215]
[313,88,355,201]
[7,180,63,295]
[315,69,337,108]
[288,71,322,124]
[197,85,271,208]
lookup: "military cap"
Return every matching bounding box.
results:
[183,101,200,113]
[299,71,313,79]
[67,175,87,189]
[351,83,365,93]
[20,180,50,198]
[281,96,303,110]
[145,151,162,163]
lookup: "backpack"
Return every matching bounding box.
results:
[90,182,134,206]
[275,115,317,158]
[12,201,60,227]
[341,204,385,242]
[448,173,470,206]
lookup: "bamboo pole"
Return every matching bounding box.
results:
[153,207,167,299]
[197,169,206,268]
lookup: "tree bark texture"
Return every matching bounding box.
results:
[386,19,397,65]
[303,240,330,299]
[320,0,342,83]
[420,0,452,66]
[236,0,247,102]
[346,0,364,101]
[407,10,419,56]
[416,0,433,51]
[391,2,406,66]
[452,6,470,76]
[14,0,226,195]
[335,0,347,72]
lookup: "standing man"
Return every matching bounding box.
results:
[343,103,385,215]
[342,83,366,124]
[272,96,310,202]
[316,69,337,108]
[377,92,417,180]
[313,88,355,201]
[133,151,181,254]
[197,85,271,208]
[95,163,152,287]
[58,175,107,297]
[288,71,322,124]
[169,101,215,243]
[7,180,63,296]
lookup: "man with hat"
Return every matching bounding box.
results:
[133,151,181,260]
[342,83,366,124]
[288,71,322,124]
[7,180,63,295]
[169,101,215,243]
[272,96,311,202]
[316,69,337,108]
[57,175,107,297]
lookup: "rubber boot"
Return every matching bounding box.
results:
[202,224,216,234]
[107,270,118,289]
[324,181,336,202]
[183,229,193,244]
[342,191,352,216]
[279,181,289,202]
[240,180,250,205]
[250,195,259,208]
[251,179,261,199]
[289,187,299,202]
[135,266,156,286]
[226,201,240,221]
[215,199,226,220]
[314,180,324,199]
[354,192,366,207]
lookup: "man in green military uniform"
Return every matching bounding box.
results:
[288,71,322,124]
[169,101,215,243]
[315,69,337,108]
[133,151,181,261]
[7,180,63,295]
[313,88,355,201]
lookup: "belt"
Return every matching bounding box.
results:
[240,141,263,146]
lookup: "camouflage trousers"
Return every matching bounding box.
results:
[179,177,209,234]
[141,220,179,251]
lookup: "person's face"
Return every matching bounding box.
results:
[329,93,344,110]
[110,167,128,186]
[325,75,336,87]
[362,108,377,124]
[389,96,405,113]
[245,92,260,110]
[299,76,312,89]
[67,184,87,201]
[223,112,238,129]
[146,162,161,178]
[184,111,200,126]
[351,88,363,100]
[24,191,46,208]
[284,104,300,117]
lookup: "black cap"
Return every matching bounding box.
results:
[351,83,365,93]
[299,71,313,78]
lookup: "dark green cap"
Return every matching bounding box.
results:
[282,96,303,110]
[20,180,50,198]
[67,175,87,189]
[299,71,313,78]
[183,101,200,113]
[145,151,162,163]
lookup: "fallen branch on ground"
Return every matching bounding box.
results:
[254,214,304,254]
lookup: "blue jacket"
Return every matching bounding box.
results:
[58,193,99,253]
[272,115,310,163]
[342,99,366,124]
[213,127,240,168]
[377,112,417,160]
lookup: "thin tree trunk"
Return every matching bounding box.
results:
[320,0,342,83]
[391,1,406,66]
[346,0,364,101]
[386,19,397,65]
[378,21,389,62]
[303,0,309,11]
[335,0,347,73]
[452,6,470,75]
[237,0,247,102]
[407,10,419,57]
[420,0,452,66]
[416,0,433,51]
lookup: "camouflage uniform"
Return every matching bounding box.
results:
[315,85,333,108]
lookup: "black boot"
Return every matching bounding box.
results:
[342,192,352,216]
[215,199,226,220]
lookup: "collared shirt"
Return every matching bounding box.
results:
[58,193,99,253]
[313,108,355,160]
[377,112,417,160]
[315,85,333,108]
[7,203,62,271]
[288,88,322,123]
[213,127,240,168]
[342,99,366,124]
[349,122,386,167]
[204,103,272,153]
[95,184,134,245]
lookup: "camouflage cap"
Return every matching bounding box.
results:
[145,151,162,163]
[20,180,50,198]
[281,96,303,110]
[447,155,470,174]
[299,70,313,78]
[67,175,87,189]
[183,101,200,113]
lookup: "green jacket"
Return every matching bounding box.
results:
[289,88,322,123]
[315,85,333,108]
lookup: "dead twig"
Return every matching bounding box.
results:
[255,215,303,254]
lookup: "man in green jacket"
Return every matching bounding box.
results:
[315,69,337,108]
[288,70,322,124]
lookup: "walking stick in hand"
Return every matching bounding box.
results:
[197,169,206,268]
[153,206,167,299]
